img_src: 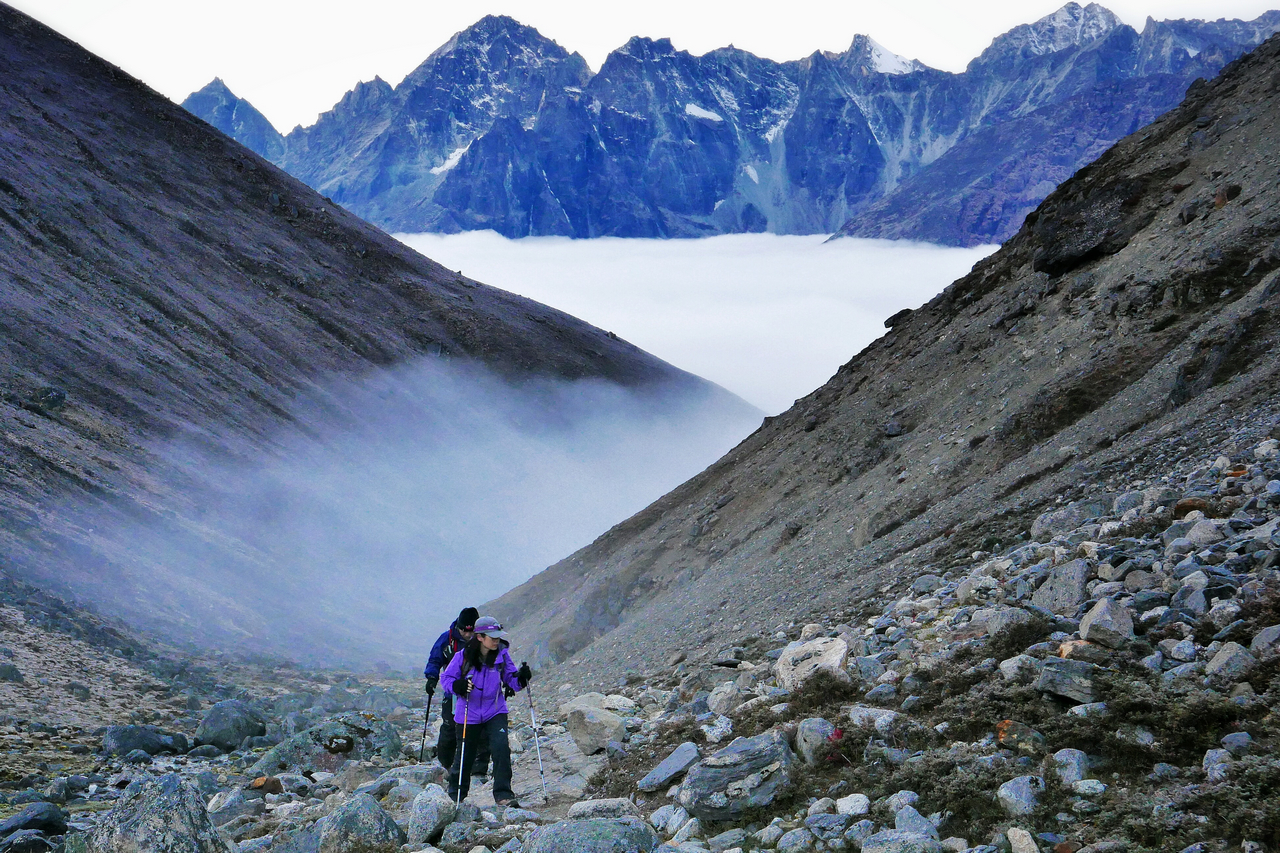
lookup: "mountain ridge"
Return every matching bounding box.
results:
[184,3,1280,245]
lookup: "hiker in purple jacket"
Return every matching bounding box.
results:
[439,615,532,806]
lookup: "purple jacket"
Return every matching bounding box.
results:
[440,647,523,724]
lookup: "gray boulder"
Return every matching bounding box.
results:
[405,784,455,845]
[85,774,233,853]
[0,803,66,837]
[195,701,266,752]
[249,714,402,776]
[101,726,182,757]
[860,829,944,853]
[1035,658,1097,704]
[523,817,660,853]
[1031,558,1091,615]
[567,799,642,820]
[566,706,626,755]
[637,742,699,792]
[1030,500,1108,539]
[316,793,406,853]
[678,730,795,820]
[206,790,265,827]
[795,717,836,765]
[1078,598,1133,648]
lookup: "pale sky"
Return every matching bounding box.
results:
[12,1,1278,131]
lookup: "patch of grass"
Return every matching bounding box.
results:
[986,615,1054,662]
[585,717,705,800]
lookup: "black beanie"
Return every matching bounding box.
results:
[457,607,479,630]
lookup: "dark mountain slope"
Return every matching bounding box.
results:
[489,34,1280,684]
[0,4,741,660]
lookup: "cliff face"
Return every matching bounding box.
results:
[187,5,1279,244]
[0,4,743,662]
[487,34,1280,682]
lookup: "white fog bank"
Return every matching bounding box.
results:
[397,232,997,414]
[59,359,760,669]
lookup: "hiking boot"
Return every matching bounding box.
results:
[496,797,520,809]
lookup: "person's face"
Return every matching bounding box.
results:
[477,633,501,651]
[459,627,475,641]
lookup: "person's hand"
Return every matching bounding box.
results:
[425,675,438,696]
[453,678,471,699]
[518,662,532,688]
[503,684,516,699]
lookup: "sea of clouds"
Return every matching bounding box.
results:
[398,232,997,413]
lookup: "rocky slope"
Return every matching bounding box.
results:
[185,4,1280,244]
[486,31,1280,691]
[0,3,743,663]
[1,427,1277,853]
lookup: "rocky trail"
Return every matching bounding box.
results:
[3,423,1279,852]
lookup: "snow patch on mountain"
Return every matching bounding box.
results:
[685,103,724,122]
[866,37,920,74]
[431,144,470,174]
[743,164,759,184]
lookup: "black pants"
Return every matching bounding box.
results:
[447,713,514,803]
[437,694,490,773]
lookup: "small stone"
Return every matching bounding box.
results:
[895,805,939,839]
[837,793,871,816]
[637,742,700,792]
[1249,624,1280,656]
[1203,748,1232,782]
[997,776,1043,816]
[1205,642,1256,684]
[1050,749,1089,785]
[774,637,851,691]
[1008,827,1038,853]
[865,683,898,703]
[861,829,945,853]
[996,720,1046,755]
[1072,779,1107,795]
[777,827,817,852]
[1220,732,1253,755]
[795,718,836,765]
[999,655,1040,681]
[885,790,920,813]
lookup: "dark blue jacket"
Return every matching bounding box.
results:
[425,620,467,680]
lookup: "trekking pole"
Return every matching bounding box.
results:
[418,689,434,763]
[525,684,548,802]
[455,689,469,808]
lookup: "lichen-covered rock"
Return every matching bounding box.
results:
[774,637,850,691]
[996,775,1043,816]
[249,714,401,776]
[405,784,455,845]
[316,793,406,853]
[860,829,945,853]
[85,774,233,853]
[678,730,795,821]
[522,817,660,853]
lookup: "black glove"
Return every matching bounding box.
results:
[425,675,438,696]
[503,685,516,699]
[452,678,471,699]
[517,662,532,688]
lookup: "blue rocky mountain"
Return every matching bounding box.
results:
[186,4,1280,245]
[181,77,284,163]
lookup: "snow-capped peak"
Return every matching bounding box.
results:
[866,37,918,74]
[846,34,927,75]
[1017,2,1123,56]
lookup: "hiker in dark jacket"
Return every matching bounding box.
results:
[424,607,489,775]
[440,615,532,806]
